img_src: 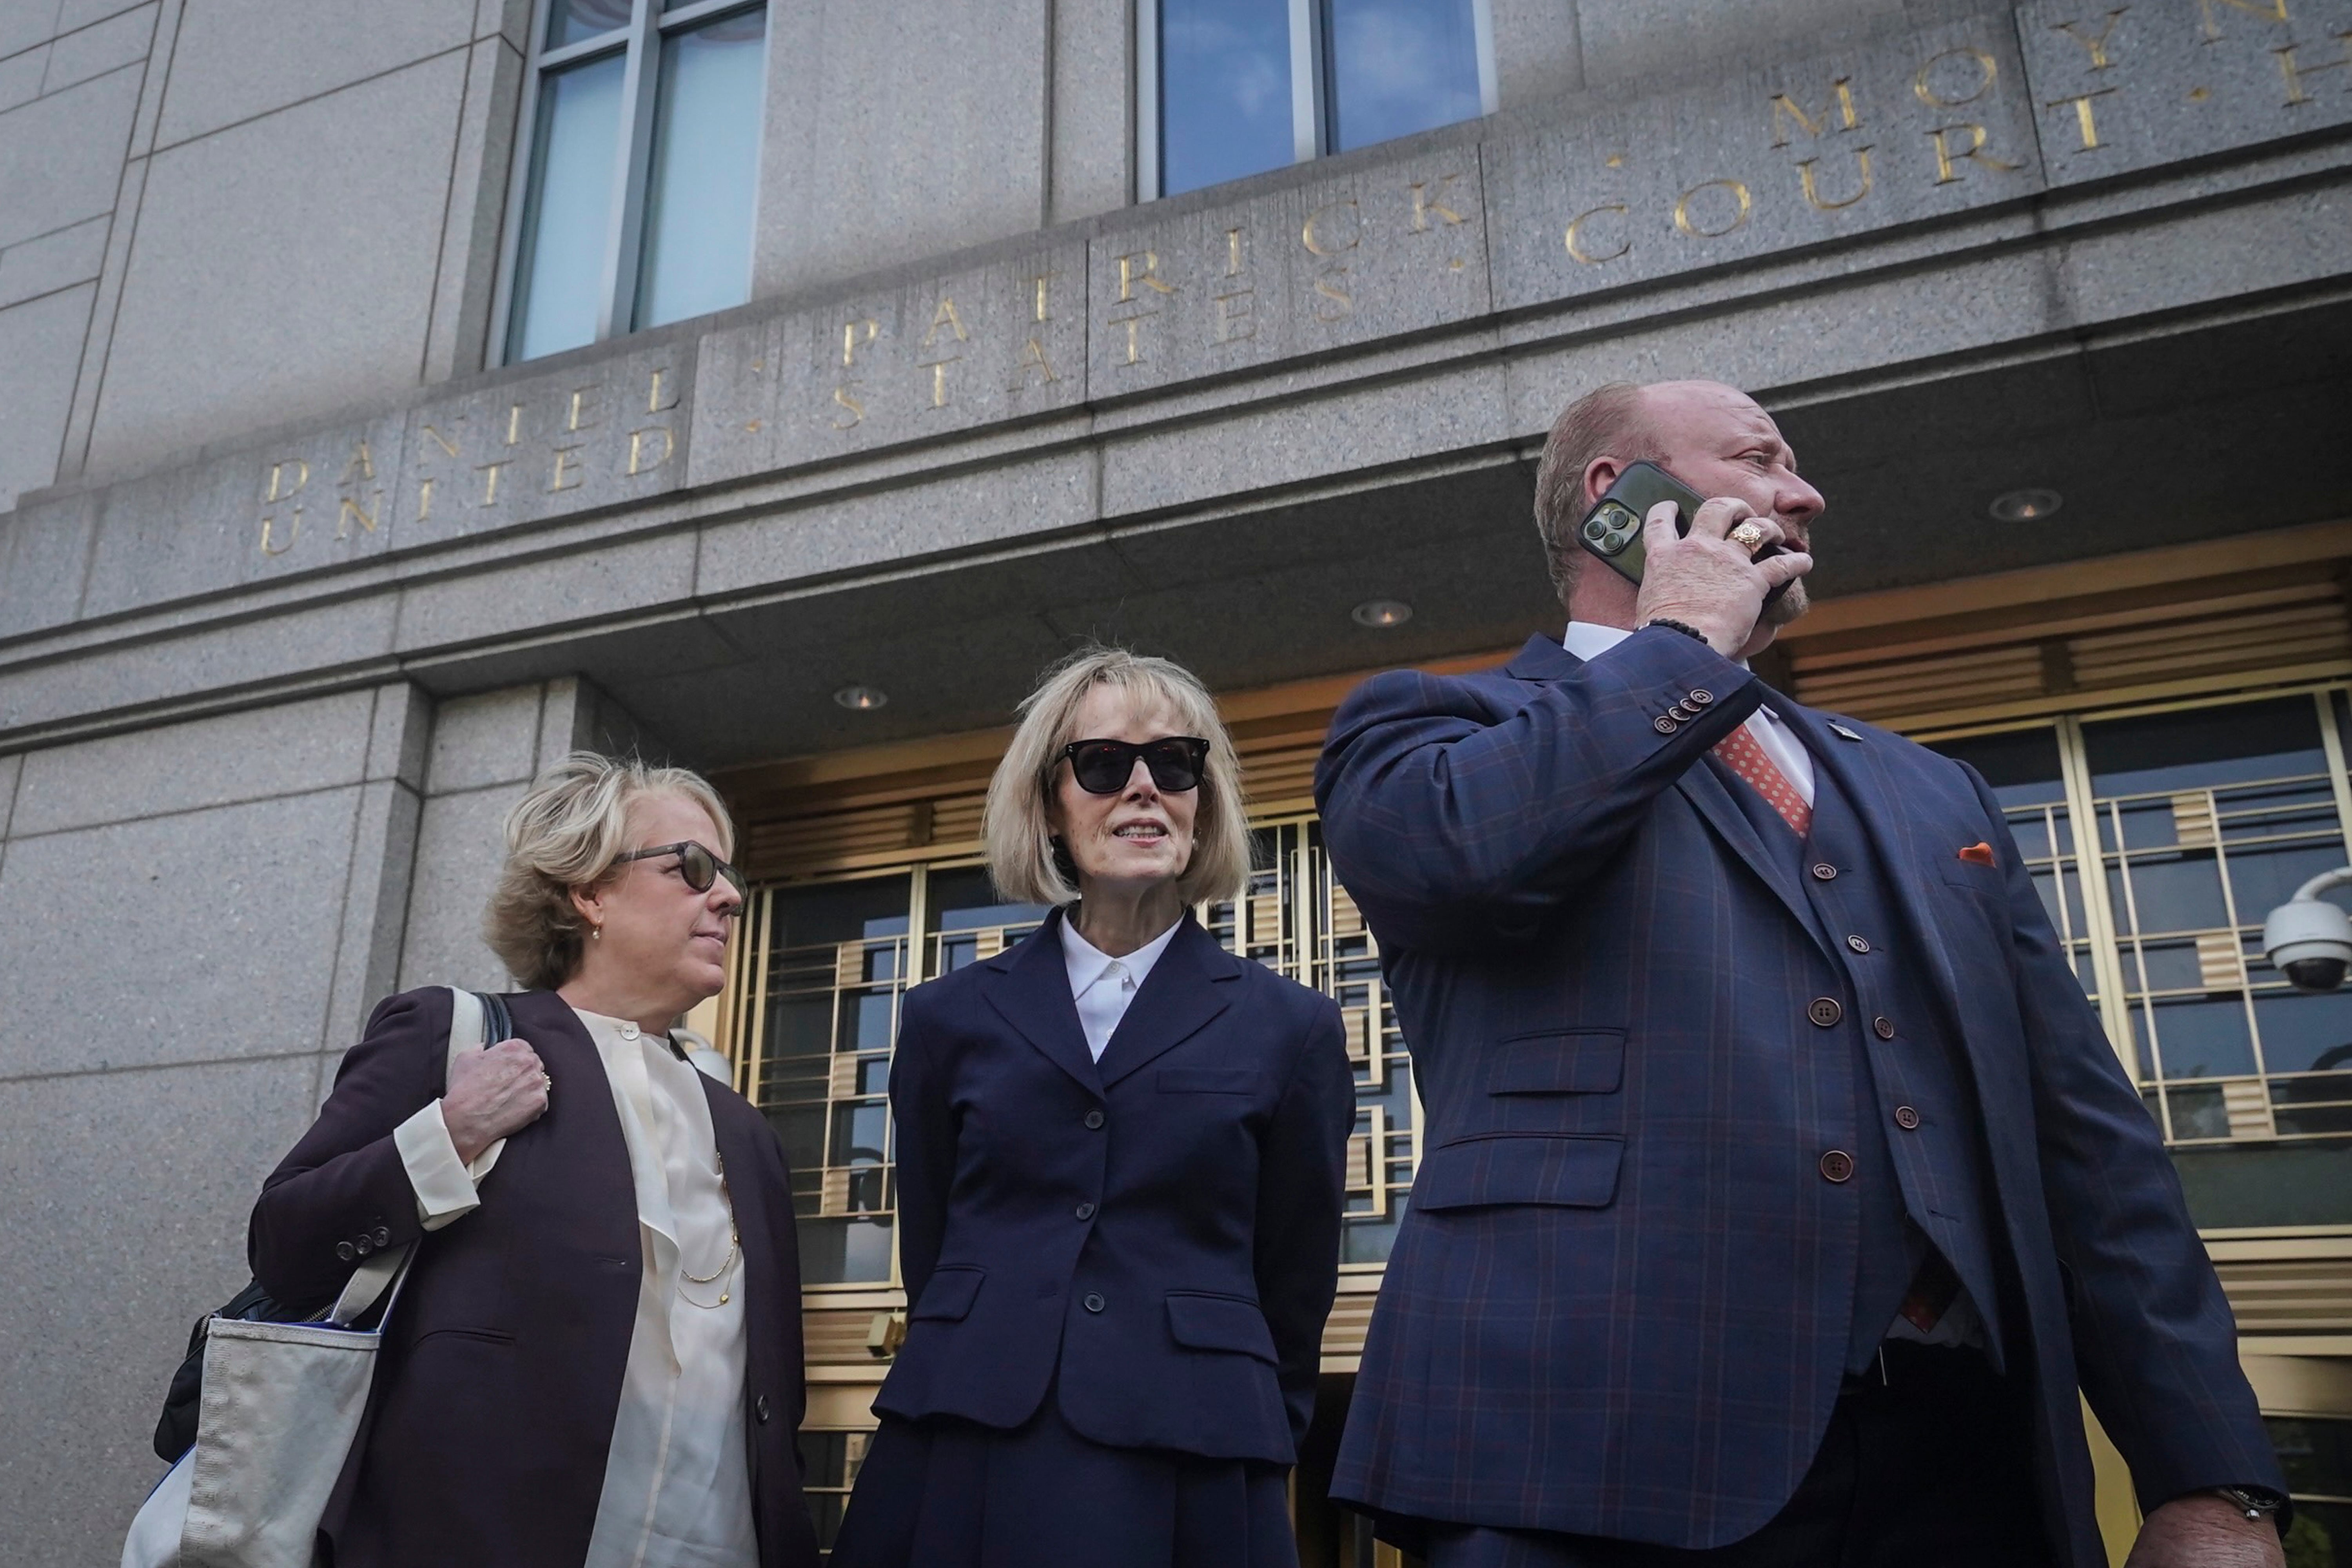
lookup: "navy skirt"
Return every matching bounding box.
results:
[827,1394,1296,1568]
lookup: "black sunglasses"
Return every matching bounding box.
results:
[613,840,746,899]
[1060,736,1211,795]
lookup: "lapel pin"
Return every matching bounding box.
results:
[1958,842,1996,867]
[1828,722,1863,742]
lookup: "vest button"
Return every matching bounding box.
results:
[1688,689,1714,706]
[1654,716,1679,735]
[1083,1109,1105,1129]
[1811,863,1837,881]
[1808,996,1843,1027]
[1874,1016,1896,1040]
[1895,1105,1922,1130]
[1819,1150,1855,1183]
[1083,1292,1106,1313]
[1075,1202,1096,1220]
[1846,935,1870,954]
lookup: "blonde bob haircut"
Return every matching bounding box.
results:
[484,751,737,990]
[984,647,1251,909]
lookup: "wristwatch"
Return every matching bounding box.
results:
[2214,1485,2287,1526]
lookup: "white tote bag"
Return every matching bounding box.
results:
[123,988,494,1568]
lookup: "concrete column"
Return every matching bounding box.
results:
[0,681,428,1566]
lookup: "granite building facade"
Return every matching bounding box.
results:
[2,0,2350,1561]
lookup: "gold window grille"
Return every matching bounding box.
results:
[1921,688,2352,1146]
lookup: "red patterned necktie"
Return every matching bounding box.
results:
[1714,723,1811,836]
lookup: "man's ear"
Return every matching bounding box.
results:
[1582,455,1626,511]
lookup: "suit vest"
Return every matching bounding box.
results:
[1710,739,2009,1374]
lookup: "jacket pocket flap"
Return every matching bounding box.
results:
[1165,1292,1279,1363]
[1488,1029,1626,1094]
[1158,1068,1267,1095]
[911,1265,984,1321]
[1413,1133,1625,1210]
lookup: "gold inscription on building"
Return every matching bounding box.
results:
[2052,8,2129,68]
[1565,203,1632,264]
[252,366,681,555]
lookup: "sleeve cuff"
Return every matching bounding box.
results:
[394,1101,490,1231]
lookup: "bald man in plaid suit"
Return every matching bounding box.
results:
[1313,382,2287,1568]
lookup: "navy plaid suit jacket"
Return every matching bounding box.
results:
[1313,629,2281,1564]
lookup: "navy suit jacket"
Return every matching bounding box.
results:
[1313,630,2282,1563]
[873,908,1355,1465]
[247,987,820,1568]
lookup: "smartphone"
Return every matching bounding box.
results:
[1576,460,1793,606]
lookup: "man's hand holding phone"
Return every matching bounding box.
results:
[1633,497,1811,659]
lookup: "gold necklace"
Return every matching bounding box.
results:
[678,1151,741,1308]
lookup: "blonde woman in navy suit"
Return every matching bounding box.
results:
[827,648,1355,1568]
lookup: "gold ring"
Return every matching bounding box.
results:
[1728,521,1768,552]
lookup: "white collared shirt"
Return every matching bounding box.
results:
[394,1008,756,1568]
[1566,622,1815,803]
[1060,913,1182,1060]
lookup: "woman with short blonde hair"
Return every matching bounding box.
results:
[982,646,1252,907]
[829,647,1356,1568]
[246,751,819,1568]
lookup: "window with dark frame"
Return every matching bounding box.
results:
[498,0,768,365]
[1145,0,1496,200]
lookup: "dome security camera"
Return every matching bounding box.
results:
[2263,868,2352,993]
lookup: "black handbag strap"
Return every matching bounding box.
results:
[477,991,512,1047]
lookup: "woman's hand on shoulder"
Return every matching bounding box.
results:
[441,1038,550,1163]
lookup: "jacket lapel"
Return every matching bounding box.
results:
[1095,914,1242,1089]
[1673,755,1837,964]
[1762,692,1972,1040]
[504,990,639,1266]
[979,908,1105,1096]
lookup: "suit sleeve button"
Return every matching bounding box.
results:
[354,1237,374,1257]
[373,1226,392,1246]
[1083,1109,1105,1130]
[1082,1292,1106,1313]
[1895,1106,1921,1130]
[1819,1150,1855,1183]
[1689,689,1713,706]
[336,1241,356,1261]
[1654,716,1679,735]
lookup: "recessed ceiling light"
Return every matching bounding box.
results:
[1989,487,2063,522]
[1352,599,1414,628]
[833,685,888,711]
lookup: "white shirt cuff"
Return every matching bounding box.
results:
[394,1101,497,1231]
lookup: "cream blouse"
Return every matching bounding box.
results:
[393,1005,756,1568]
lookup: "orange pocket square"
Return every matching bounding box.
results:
[1958,842,1996,867]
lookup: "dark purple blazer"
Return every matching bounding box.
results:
[247,986,820,1568]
